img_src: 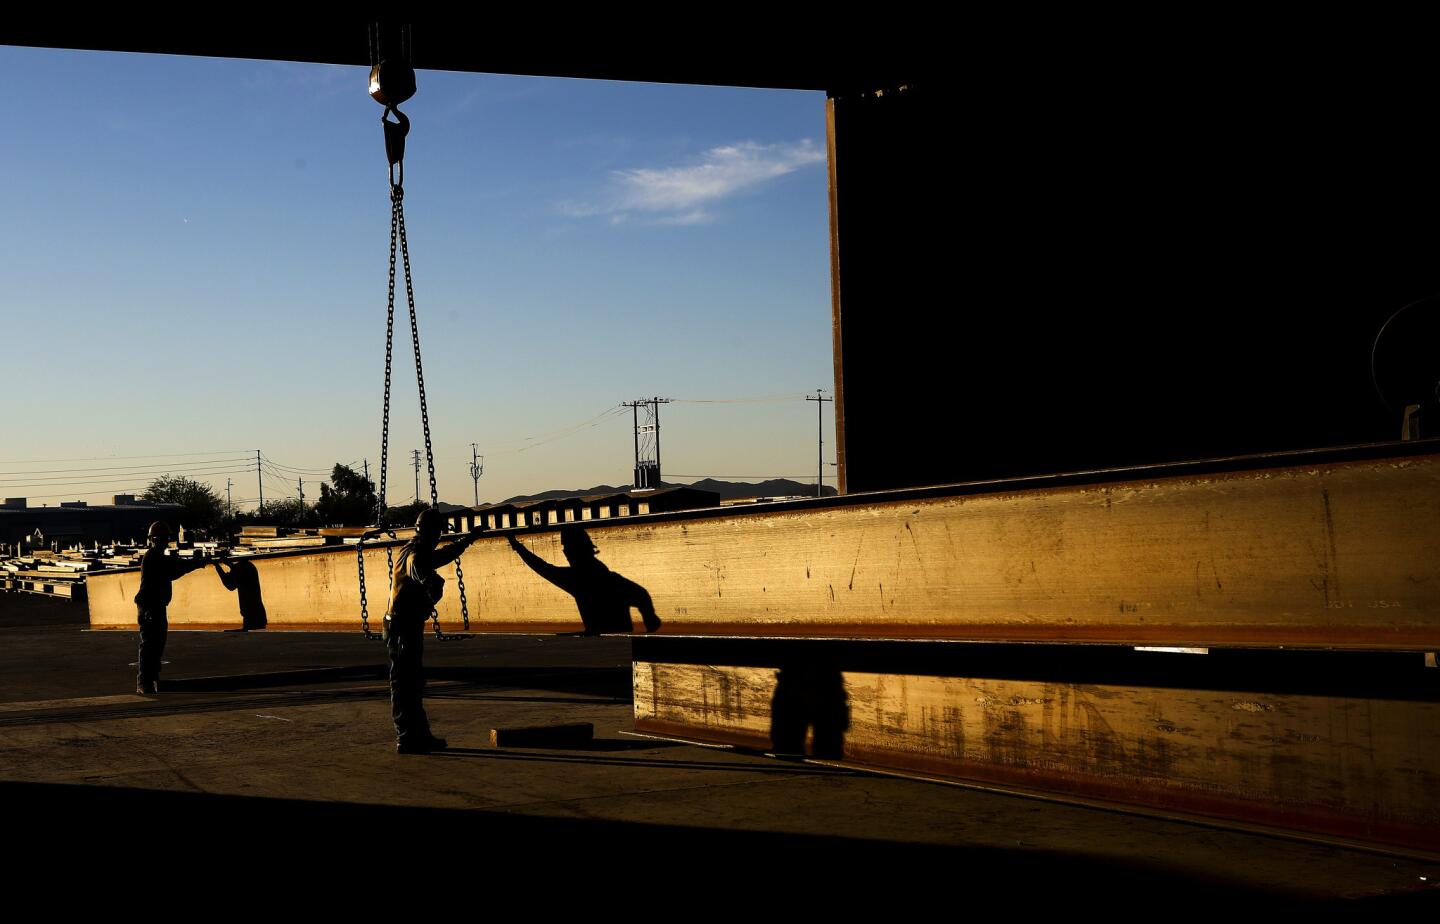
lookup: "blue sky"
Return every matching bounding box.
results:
[0,46,835,509]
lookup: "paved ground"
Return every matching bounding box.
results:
[3,593,1437,908]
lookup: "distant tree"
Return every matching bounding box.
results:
[314,464,378,526]
[383,500,430,529]
[141,475,224,532]
[255,497,310,528]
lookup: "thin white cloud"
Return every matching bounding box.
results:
[655,209,714,226]
[563,140,823,225]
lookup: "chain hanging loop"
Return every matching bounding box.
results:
[364,22,474,640]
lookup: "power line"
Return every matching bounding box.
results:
[670,393,810,404]
[482,405,628,457]
[9,486,149,500]
[0,466,257,489]
[0,449,252,465]
[623,397,671,489]
[261,456,363,475]
[0,457,252,477]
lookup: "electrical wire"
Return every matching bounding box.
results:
[7,487,149,500]
[261,456,363,475]
[482,405,628,457]
[670,393,813,404]
[0,467,258,489]
[0,449,252,465]
[0,457,253,478]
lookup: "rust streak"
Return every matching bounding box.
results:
[1321,487,1342,603]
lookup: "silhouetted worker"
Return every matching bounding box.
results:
[770,661,850,759]
[507,526,661,635]
[382,509,484,754]
[133,521,209,694]
[213,555,267,630]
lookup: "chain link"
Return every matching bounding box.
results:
[360,105,475,639]
[357,538,373,637]
[357,181,403,638]
[394,177,471,639]
[456,559,471,630]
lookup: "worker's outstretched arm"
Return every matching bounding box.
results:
[432,524,484,568]
[507,534,570,589]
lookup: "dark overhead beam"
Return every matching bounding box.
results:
[1,23,914,95]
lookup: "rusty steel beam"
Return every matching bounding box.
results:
[632,638,1440,855]
[87,442,1440,650]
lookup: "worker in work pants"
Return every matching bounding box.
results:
[133,520,208,694]
[387,612,433,747]
[136,604,169,692]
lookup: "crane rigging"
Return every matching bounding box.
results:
[355,24,472,640]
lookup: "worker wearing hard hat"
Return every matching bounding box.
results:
[383,508,484,754]
[133,521,210,694]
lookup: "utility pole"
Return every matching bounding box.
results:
[226,478,233,519]
[297,477,305,516]
[469,444,484,506]
[411,449,421,505]
[622,397,671,490]
[806,389,833,497]
[256,449,264,515]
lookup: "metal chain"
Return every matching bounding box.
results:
[395,197,438,507]
[395,179,471,638]
[357,183,403,638]
[381,189,400,618]
[455,559,471,631]
[357,537,373,637]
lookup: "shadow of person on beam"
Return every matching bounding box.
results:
[213,556,268,630]
[508,527,661,635]
[770,659,849,760]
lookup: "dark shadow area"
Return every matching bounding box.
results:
[8,780,1419,907]
[435,748,859,775]
[833,66,1440,496]
[0,593,87,627]
[160,663,629,698]
[425,692,628,706]
[162,664,386,692]
[0,688,384,728]
[770,660,849,759]
[213,557,267,630]
[428,664,632,699]
[508,527,660,635]
[562,737,684,752]
[636,637,1440,701]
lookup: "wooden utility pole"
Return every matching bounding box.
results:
[469,444,484,506]
[806,390,833,497]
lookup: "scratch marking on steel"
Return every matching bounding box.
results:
[1321,487,1341,603]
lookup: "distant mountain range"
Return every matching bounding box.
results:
[494,478,837,506]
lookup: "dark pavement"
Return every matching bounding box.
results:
[2,593,1436,909]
